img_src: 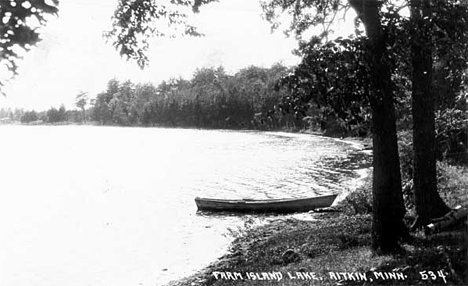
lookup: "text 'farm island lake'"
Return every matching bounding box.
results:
[0,125,370,286]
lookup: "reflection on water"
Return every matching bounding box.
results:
[0,126,370,286]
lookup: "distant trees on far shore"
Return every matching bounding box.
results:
[1,105,86,125]
[3,63,355,134]
[5,63,342,131]
[85,64,368,135]
[90,64,302,130]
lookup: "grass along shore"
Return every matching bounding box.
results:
[166,164,467,286]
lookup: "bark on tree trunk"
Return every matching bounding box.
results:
[410,0,450,229]
[349,0,409,254]
[371,95,409,253]
[82,108,86,123]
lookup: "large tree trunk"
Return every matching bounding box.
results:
[349,0,409,254]
[371,94,409,253]
[410,0,450,229]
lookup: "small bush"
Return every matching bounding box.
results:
[436,107,468,164]
[400,161,468,215]
[398,131,417,211]
[437,161,468,208]
[225,217,257,239]
[343,179,373,215]
[398,130,414,182]
[337,233,365,249]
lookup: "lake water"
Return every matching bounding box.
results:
[0,125,370,286]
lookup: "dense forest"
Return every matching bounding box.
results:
[91,64,298,130]
[2,63,358,134]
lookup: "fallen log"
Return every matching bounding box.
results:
[425,205,468,235]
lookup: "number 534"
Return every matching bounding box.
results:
[419,270,447,283]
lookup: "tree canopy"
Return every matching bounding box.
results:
[0,0,59,94]
[104,0,219,68]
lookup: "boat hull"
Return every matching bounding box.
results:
[195,194,337,213]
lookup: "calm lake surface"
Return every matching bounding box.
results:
[0,125,370,286]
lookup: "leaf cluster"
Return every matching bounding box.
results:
[260,0,345,39]
[104,0,218,69]
[46,104,66,123]
[278,36,372,128]
[435,105,468,164]
[0,0,59,94]
[266,0,468,133]
[75,91,89,110]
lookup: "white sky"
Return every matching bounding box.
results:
[0,0,355,111]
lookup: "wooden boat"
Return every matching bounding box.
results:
[195,194,338,213]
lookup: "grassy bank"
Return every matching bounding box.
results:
[166,166,467,286]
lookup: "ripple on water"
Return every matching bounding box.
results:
[0,126,371,286]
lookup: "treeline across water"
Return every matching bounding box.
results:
[91,64,311,130]
[1,105,83,124]
[1,63,350,133]
[2,62,466,162]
